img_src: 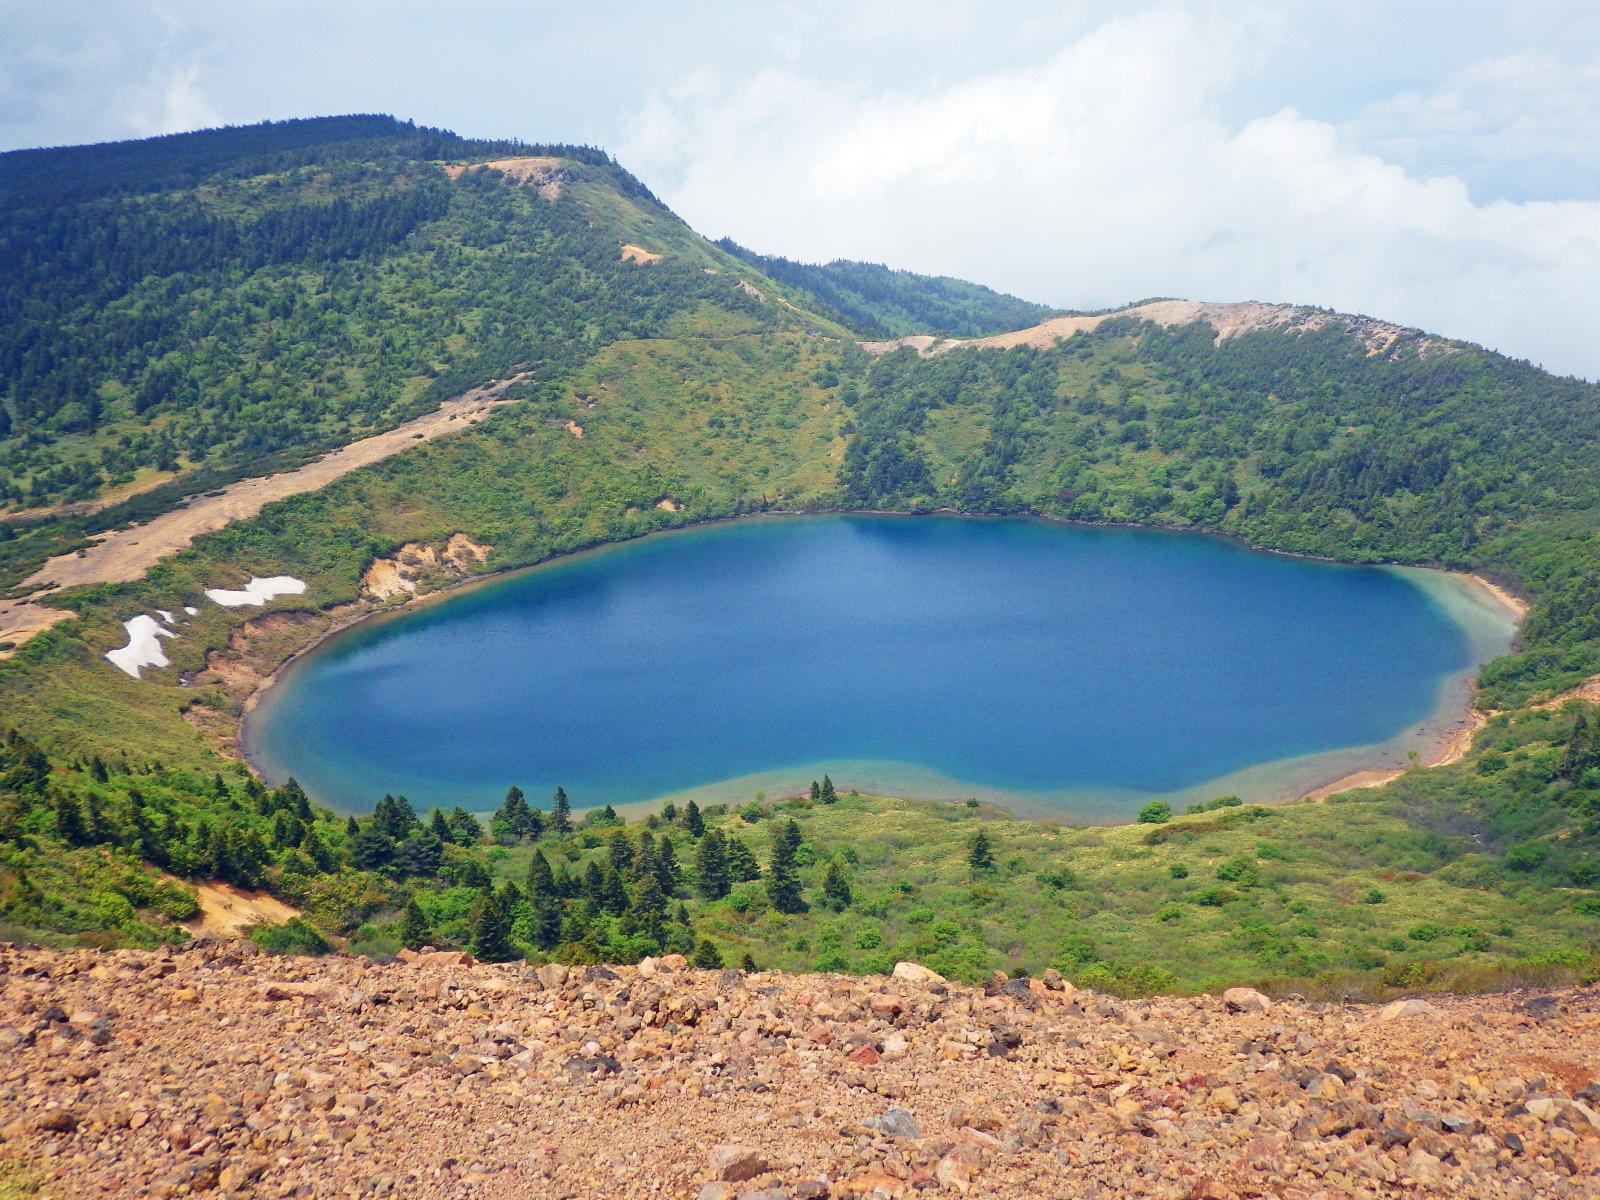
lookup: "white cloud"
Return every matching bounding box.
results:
[1346,52,1600,200]
[620,6,1600,378]
[122,64,221,138]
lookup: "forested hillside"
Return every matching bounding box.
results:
[0,116,1597,989]
[716,238,1062,337]
[840,319,1600,705]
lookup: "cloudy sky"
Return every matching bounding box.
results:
[4,1,1598,377]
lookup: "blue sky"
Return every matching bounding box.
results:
[3,1,1598,376]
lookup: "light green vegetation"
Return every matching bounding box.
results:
[2,116,1599,995]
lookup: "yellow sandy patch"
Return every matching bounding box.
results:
[184,880,300,938]
[620,243,663,265]
[563,420,586,439]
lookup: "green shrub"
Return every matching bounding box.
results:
[1136,801,1171,825]
[1214,856,1258,886]
[1168,863,1189,879]
[1504,842,1548,872]
[249,917,332,956]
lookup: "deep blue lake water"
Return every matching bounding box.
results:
[245,515,1515,819]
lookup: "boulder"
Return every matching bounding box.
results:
[891,961,946,986]
[1222,987,1271,1013]
[864,1105,920,1139]
[417,950,475,968]
[1377,999,1439,1022]
[706,1144,769,1182]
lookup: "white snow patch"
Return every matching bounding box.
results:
[105,615,178,679]
[156,609,175,624]
[183,606,198,615]
[204,575,307,607]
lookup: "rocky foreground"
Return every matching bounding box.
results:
[0,945,1597,1199]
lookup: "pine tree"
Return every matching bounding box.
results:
[607,827,634,872]
[429,808,453,843]
[726,835,762,882]
[447,806,483,845]
[532,896,562,950]
[809,779,821,801]
[654,836,679,895]
[695,828,730,899]
[968,828,996,875]
[599,866,630,915]
[684,799,704,837]
[399,897,430,950]
[739,952,758,972]
[693,939,724,969]
[766,819,807,914]
[491,785,530,843]
[526,849,555,897]
[468,887,515,962]
[53,794,87,845]
[550,786,572,835]
[622,875,667,945]
[821,859,852,910]
[661,801,678,824]
[819,775,837,803]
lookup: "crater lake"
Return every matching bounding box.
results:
[244,515,1517,819]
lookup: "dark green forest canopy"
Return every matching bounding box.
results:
[715,237,1063,338]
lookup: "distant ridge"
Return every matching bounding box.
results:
[861,298,1451,359]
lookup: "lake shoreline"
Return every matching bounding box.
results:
[238,509,1525,819]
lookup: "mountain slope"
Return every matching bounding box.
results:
[0,117,1598,987]
[716,238,1064,337]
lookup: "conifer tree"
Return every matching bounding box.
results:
[726,835,762,882]
[550,786,572,835]
[607,827,634,872]
[740,952,758,972]
[491,785,531,843]
[447,806,483,845]
[600,865,630,915]
[693,939,724,969]
[654,836,679,895]
[526,849,555,897]
[809,779,821,801]
[819,775,837,803]
[54,794,87,845]
[622,875,667,945]
[399,897,430,950]
[684,799,704,837]
[695,828,730,899]
[968,828,997,875]
[821,859,852,910]
[766,819,807,913]
[468,887,515,962]
[429,808,453,843]
[661,801,678,824]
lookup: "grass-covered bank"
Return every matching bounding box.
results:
[4,693,1598,998]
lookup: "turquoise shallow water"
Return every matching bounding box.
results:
[245,515,1515,819]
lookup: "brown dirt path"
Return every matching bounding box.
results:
[0,375,526,656]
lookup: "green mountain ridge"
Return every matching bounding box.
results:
[0,115,1597,990]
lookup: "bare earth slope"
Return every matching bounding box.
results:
[861,300,1441,359]
[0,376,525,659]
[2,944,1595,1199]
